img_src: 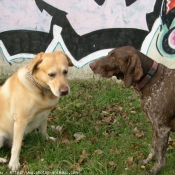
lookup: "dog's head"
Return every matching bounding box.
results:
[29,50,74,97]
[89,46,143,88]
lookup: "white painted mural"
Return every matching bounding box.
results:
[0,0,174,68]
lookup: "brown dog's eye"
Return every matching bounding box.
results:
[63,70,68,75]
[48,73,56,78]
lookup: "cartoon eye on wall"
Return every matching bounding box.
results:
[168,28,175,49]
[156,0,175,58]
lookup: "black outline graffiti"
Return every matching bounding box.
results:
[0,0,163,62]
[125,0,137,6]
[94,0,105,6]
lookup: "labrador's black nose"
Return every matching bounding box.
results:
[59,86,69,96]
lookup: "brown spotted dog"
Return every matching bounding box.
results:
[89,46,175,174]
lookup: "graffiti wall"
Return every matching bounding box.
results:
[0,0,174,68]
[141,0,175,68]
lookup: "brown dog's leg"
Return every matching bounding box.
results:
[150,129,169,174]
[142,127,170,174]
[140,128,156,165]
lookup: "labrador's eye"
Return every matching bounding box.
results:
[63,70,68,75]
[48,73,56,78]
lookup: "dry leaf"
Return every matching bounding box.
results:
[47,116,54,123]
[110,147,123,154]
[61,129,70,144]
[51,125,63,132]
[89,137,99,144]
[120,111,127,118]
[108,161,118,169]
[50,125,56,130]
[96,120,103,125]
[130,111,136,114]
[70,163,82,172]
[125,156,137,169]
[103,131,109,137]
[102,116,112,123]
[168,137,174,142]
[167,145,174,151]
[101,111,108,116]
[78,150,88,164]
[133,127,139,133]
[129,107,135,111]
[94,126,100,132]
[141,165,146,169]
[131,144,140,149]
[108,161,115,166]
[127,156,134,162]
[20,164,28,174]
[48,164,54,169]
[135,131,144,138]
[74,133,86,141]
[56,125,63,132]
[94,149,103,155]
[56,106,62,110]
[101,115,116,124]
[133,128,144,138]
[118,106,123,111]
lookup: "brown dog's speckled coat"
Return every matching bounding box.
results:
[0,50,73,171]
[89,46,175,174]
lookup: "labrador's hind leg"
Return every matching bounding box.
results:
[38,118,56,142]
[0,136,7,163]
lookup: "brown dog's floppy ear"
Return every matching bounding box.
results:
[29,52,43,73]
[65,54,74,67]
[124,55,143,88]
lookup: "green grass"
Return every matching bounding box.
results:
[0,78,175,175]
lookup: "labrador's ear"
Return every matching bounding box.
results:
[29,52,44,73]
[124,55,143,88]
[65,54,74,67]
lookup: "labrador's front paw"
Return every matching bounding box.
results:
[48,136,56,142]
[0,158,7,163]
[8,160,20,171]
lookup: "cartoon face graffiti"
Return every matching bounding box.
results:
[156,0,175,58]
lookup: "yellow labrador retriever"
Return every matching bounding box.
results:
[0,50,73,171]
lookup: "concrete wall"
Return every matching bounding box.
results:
[0,54,94,80]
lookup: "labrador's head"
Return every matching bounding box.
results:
[29,50,74,97]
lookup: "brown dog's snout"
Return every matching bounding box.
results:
[59,86,69,96]
[89,62,97,70]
